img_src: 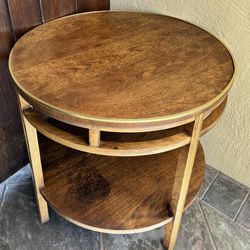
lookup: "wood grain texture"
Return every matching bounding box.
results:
[17,95,49,223]
[185,97,227,136]
[167,114,204,250]
[39,135,205,233]
[40,0,76,22]
[0,0,109,182]
[77,0,110,12]
[89,129,101,147]
[22,101,226,157]
[7,0,42,39]
[198,97,227,135]
[0,0,28,182]
[23,108,191,156]
[23,116,49,223]
[9,12,235,131]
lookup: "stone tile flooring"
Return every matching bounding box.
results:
[0,165,249,250]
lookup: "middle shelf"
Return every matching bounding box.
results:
[23,97,227,157]
[24,108,191,157]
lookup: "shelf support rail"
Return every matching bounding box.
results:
[89,129,101,147]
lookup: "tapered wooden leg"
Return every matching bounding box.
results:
[163,221,173,249]
[163,114,204,249]
[17,95,49,223]
[163,146,188,248]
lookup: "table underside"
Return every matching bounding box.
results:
[23,97,227,157]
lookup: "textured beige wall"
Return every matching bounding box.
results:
[111,0,250,187]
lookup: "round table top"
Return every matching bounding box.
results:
[9,11,235,131]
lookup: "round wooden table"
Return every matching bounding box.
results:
[9,11,235,249]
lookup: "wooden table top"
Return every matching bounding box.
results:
[9,11,235,131]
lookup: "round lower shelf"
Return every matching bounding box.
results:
[39,136,205,234]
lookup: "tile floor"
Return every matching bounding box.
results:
[0,165,249,250]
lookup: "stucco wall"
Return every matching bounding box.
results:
[111,0,250,187]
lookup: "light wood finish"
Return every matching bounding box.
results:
[16,95,30,163]
[164,114,204,249]
[186,97,227,136]
[164,222,173,248]
[89,129,101,147]
[23,108,191,156]
[39,135,205,233]
[22,103,226,157]
[163,147,189,249]
[9,12,235,132]
[23,117,49,223]
[0,0,110,183]
[170,147,191,215]
[18,96,49,223]
[8,11,236,250]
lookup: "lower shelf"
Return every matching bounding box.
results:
[39,135,205,234]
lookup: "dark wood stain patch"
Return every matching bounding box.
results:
[68,165,111,203]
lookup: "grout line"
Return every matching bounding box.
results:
[6,188,35,202]
[0,185,7,217]
[100,233,105,250]
[233,191,250,222]
[198,201,217,250]
[201,199,235,221]
[199,171,219,200]
[201,199,250,233]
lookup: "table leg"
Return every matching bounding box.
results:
[163,113,204,249]
[17,95,49,223]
